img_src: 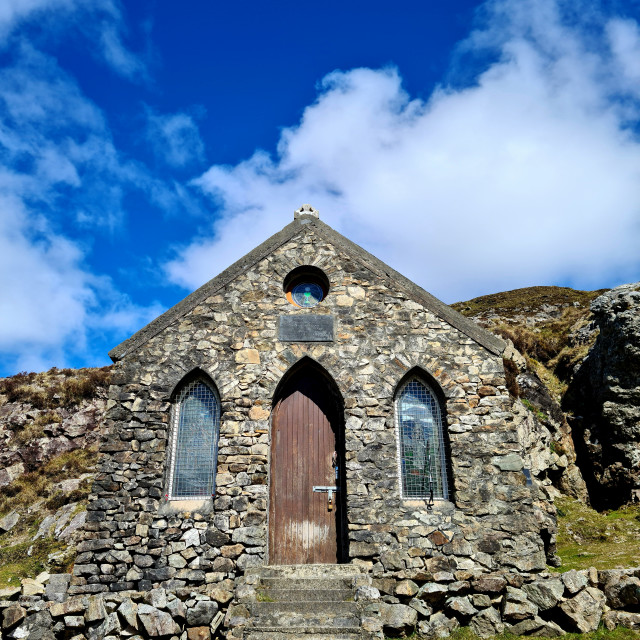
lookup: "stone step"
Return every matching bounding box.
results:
[244,630,362,640]
[257,588,353,602]
[241,565,366,638]
[248,601,360,618]
[246,601,360,628]
[246,564,362,579]
[259,577,355,591]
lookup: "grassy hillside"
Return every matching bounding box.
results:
[553,496,640,572]
[0,366,109,588]
[453,286,604,403]
[439,627,640,640]
[452,286,604,319]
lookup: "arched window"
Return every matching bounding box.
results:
[168,378,220,499]
[395,377,449,500]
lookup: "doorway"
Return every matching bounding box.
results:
[268,361,346,564]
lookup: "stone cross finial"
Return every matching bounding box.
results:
[294,204,319,219]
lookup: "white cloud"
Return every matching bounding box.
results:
[167,0,640,303]
[0,0,147,81]
[145,108,205,168]
[0,0,74,37]
[99,20,148,81]
[0,44,128,223]
[0,192,162,373]
[0,42,164,372]
[607,18,640,97]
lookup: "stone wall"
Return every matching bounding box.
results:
[71,220,551,598]
[3,567,640,639]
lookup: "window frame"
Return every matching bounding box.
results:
[394,375,449,501]
[167,377,221,501]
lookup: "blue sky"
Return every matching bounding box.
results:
[1,0,639,376]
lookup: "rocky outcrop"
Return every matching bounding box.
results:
[0,367,110,585]
[565,283,640,508]
[511,363,589,503]
[0,367,110,486]
[456,283,640,509]
[455,289,593,503]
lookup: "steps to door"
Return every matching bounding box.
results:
[234,564,373,640]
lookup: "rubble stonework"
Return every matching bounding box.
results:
[66,212,562,636]
[3,566,640,638]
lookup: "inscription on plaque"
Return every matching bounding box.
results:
[279,315,334,342]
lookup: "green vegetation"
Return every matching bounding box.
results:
[10,410,63,446]
[0,448,95,586]
[491,306,594,398]
[526,356,568,403]
[554,496,640,571]
[0,447,98,516]
[453,286,606,403]
[0,537,68,588]
[502,358,520,397]
[256,591,275,602]
[386,625,640,640]
[0,366,111,410]
[452,286,604,320]
[521,398,547,422]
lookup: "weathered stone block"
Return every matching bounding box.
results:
[186,601,219,626]
[470,607,504,638]
[559,587,606,633]
[2,605,26,630]
[562,569,589,595]
[138,603,179,637]
[522,578,564,610]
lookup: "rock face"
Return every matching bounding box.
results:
[0,368,109,485]
[565,283,640,507]
[453,288,591,504]
[0,367,110,586]
[513,367,588,503]
[454,282,640,509]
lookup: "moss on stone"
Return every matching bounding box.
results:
[0,447,98,515]
[0,537,67,587]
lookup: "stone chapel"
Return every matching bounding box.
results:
[72,205,553,608]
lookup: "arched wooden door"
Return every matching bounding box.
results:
[269,365,344,564]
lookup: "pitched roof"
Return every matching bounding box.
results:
[109,214,506,361]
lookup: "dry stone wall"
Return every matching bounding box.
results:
[3,566,640,638]
[72,223,551,604]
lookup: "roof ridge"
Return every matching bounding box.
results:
[108,218,307,361]
[309,219,506,355]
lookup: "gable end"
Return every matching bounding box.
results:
[109,215,506,361]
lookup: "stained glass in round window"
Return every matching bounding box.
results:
[291,282,323,307]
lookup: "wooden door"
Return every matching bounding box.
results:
[269,368,340,564]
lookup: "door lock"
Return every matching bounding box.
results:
[313,485,339,511]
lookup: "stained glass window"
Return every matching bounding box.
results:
[169,379,220,499]
[291,282,324,307]
[396,378,449,500]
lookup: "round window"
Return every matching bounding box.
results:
[291,282,324,308]
[284,266,330,308]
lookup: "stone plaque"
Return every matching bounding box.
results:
[279,315,334,342]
